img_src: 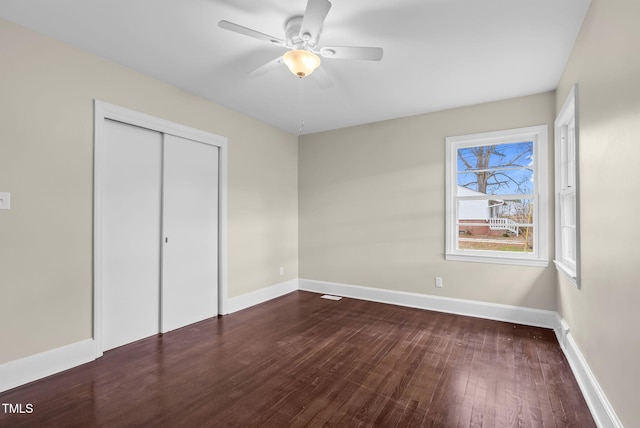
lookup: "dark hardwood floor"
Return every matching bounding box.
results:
[0,291,594,427]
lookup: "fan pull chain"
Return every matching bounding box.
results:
[298,76,305,135]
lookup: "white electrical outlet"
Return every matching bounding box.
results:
[435,277,443,288]
[279,266,284,276]
[0,192,10,210]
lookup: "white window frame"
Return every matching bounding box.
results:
[554,85,580,287]
[445,125,549,267]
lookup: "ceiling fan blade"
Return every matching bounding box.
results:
[249,56,284,76]
[218,20,286,47]
[320,46,383,61]
[300,0,332,46]
[310,66,334,89]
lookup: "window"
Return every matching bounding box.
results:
[554,85,580,286]
[445,125,549,266]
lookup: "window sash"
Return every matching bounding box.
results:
[455,195,538,254]
[560,121,576,191]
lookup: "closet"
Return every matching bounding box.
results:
[98,116,220,352]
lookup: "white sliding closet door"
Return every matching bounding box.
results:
[99,119,220,353]
[161,135,219,332]
[102,120,162,351]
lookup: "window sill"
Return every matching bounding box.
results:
[446,253,549,268]
[554,260,579,288]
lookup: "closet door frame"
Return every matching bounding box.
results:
[93,100,228,358]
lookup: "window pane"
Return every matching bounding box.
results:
[457,141,534,196]
[562,226,576,263]
[567,119,576,188]
[561,192,576,227]
[457,198,535,253]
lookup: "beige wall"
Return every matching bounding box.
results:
[0,19,298,364]
[299,92,557,311]
[555,0,640,425]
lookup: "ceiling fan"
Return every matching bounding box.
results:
[218,0,383,85]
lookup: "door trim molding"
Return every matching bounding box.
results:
[93,100,228,358]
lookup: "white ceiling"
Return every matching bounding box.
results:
[0,0,591,135]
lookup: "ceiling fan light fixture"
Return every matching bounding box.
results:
[283,49,321,77]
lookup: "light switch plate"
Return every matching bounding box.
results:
[0,192,11,209]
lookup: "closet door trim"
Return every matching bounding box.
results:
[93,100,228,359]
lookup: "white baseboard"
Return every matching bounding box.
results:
[0,339,94,394]
[299,278,557,328]
[553,318,623,428]
[227,278,299,314]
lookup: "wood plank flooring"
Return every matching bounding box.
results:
[0,291,595,427]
